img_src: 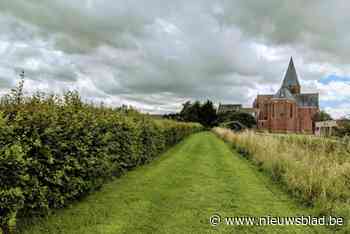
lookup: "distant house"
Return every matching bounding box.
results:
[217,104,242,114]
[253,57,320,134]
[217,104,258,117]
[240,108,258,117]
[315,120,338,136]
[315,119,350,137]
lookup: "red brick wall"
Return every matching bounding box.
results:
[254,91,319,134]
[254,98,318,134]
[254,95,272,131]
[297,107,318,133]
[269,100,298,133]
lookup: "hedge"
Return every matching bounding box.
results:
[0,91,203,233]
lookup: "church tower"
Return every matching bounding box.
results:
[281,57,301,95]
[254,56,319,134]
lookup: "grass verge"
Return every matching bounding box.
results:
[213,127,350,233]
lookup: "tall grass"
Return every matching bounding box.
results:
[213,127,350,222]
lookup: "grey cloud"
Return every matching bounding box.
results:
[217,0,350,63]
[0,0,348,116]
[0,0,189,53]
[0,73,14,88]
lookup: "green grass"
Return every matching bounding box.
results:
[19,132,327,234]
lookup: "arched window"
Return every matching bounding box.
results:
[272,103,274,119]
[290,104,293,118]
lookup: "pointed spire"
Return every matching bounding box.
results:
[282,57,300,89]
[276,57,301,95]
[282,57,300,88]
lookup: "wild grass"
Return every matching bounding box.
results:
[213,128,350,225]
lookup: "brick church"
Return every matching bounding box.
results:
[253,58,319,133]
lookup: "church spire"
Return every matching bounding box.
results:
[281,57,300,94]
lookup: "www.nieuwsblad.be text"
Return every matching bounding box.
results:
[209,214,344,226]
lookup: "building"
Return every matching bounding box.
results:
[253,57,319,134]
[315,120,338,137]
[217,104,243,114]
[217,104,258,117]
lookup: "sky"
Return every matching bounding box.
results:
[0,0,349,118]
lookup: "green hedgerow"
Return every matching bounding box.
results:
[0,90,203,233]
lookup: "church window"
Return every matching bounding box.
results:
[264,104,268,120]
[290,104,293,118]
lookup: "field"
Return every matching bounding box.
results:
[213,127,350,232]
[1,87,348,233]
[18,132,327,234]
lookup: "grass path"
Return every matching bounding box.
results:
[20,132,326,234]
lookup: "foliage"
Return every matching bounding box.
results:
[0,85,203,233]
[200,101,218,127]
[163,113,181,121]
[335,119,350,137]
[312,110,333,122]
[179,100,217,127]
[219,121,246,132]
[217,111,256,128]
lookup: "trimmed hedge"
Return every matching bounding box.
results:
[0,91,202,233]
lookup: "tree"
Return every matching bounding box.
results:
[217,111,256,128]
[312,110,332,122]
[163,113,181,121]
[179,100,218,127]
[335,118,350,137]
[199,100,217,127]
[10,70,25,105]
[179,101,192,121]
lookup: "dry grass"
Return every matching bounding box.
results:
[213,127,350,220]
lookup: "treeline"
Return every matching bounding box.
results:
[164,100,256,129]
[164,100,217,127]
[164,100,350,137]
[0,81,202,234]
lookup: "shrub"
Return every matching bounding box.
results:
[0,91,203,233]
[217,111,257,129]
[0,144,26,234]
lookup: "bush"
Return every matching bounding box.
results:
[0,144,26,234]
[217,111,256,129]
[335,120,350,137]
[0,91,203,233]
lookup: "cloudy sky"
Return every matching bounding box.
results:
[0,0,349,118]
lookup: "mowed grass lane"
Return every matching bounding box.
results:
[20,132,326,234]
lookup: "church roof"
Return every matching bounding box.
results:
[271,89,319,107]
[295,93,319,107]
[281,57,300,89]
[273,87,296,100]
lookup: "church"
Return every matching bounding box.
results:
[253,58,319,134]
